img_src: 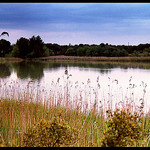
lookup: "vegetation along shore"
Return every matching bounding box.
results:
[1,34,150,59]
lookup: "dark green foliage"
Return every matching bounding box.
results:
[22,118,78,147]
[77,47,87,56]
[85,46,93,56]
[43,45,54,56]
[28,35,44,57]
[65,47,76,56]
[2,33,150,58]
[90,46,103,56]
[0,39,11,57]
[45,43,62,55]
[16,37,30,58]
[142,47,150,56]
[10,44,19,57]
[132,50,140,57]
[102,108,145,147]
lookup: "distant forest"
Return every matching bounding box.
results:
[1,35,150,58]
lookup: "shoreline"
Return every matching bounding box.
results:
[1,56,150,62]
[31,55,150,62]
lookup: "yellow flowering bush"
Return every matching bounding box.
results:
[0,134,6,147]
[22,117,78,147]
[102,108,144,147]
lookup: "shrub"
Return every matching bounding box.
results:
[43,45,54,56]
[10,45,19,57]
[22,117,78,147]
[65,47,76,56]
[101,108,145,147]
[0,134,6,147]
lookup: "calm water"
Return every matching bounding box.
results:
[1,61,150,113]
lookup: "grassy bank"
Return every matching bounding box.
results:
[33,55,150,63]
[0,57,23,63]
[1,98,106,147]
[1,75,150,147]
[1,96,150,147]
[1,56,150,63]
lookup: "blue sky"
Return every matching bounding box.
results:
[1,3,150,45]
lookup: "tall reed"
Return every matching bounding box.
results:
[0,69,150,147]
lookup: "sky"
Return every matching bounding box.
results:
[1,3,150,46]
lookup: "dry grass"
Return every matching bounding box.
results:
[32,55,150,63]
[0,71,150,147]
[0,57,23,63]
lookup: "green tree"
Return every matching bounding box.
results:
[119,48,128,56]
[86,46,93,56]
[16,37,30,58]
[28,35,44,57]
[45,43,62,55]
[132,50,140,57]
[110,47,120,57]
[91,45,104,56]
[65,47,76,56]
[43,45,54,56]
[142,47,150,56]
[0,39,11,57]
[10,44,19,57]
[77,46,88,56]
[103,47,111,56]
[100,43,105,47]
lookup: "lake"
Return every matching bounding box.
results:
[0,61,150,114]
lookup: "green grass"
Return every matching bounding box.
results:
[0,74,150,147]
[1,97,149,147]
[0,98,106,147]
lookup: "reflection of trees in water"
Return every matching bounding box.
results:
[0,63,11,78]
[11,62,67,80]
[11,62,47,80]
[60,62,150,70]
[2,61,150,80]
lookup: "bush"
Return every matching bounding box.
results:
[65,47,76,56]
[0,134,6,147]
[10,45,19,57]
[101,108,145,147]
[22,117,78,147]
[43,45,54,56]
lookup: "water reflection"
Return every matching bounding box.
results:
[0,63,11,78]
[1,61,150,113]
[1,61,150,80]
[0,61,150,80]
[11,62,46,80]
[0,61,116,79]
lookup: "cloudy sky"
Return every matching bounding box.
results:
[1,3,150,45]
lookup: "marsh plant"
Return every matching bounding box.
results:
[22,117,78,147]
[0,69,150,147]
[102,107,145,147]
[101,80,148,147]
[0,134,6,147]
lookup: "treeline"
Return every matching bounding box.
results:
[1,35,150,58]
